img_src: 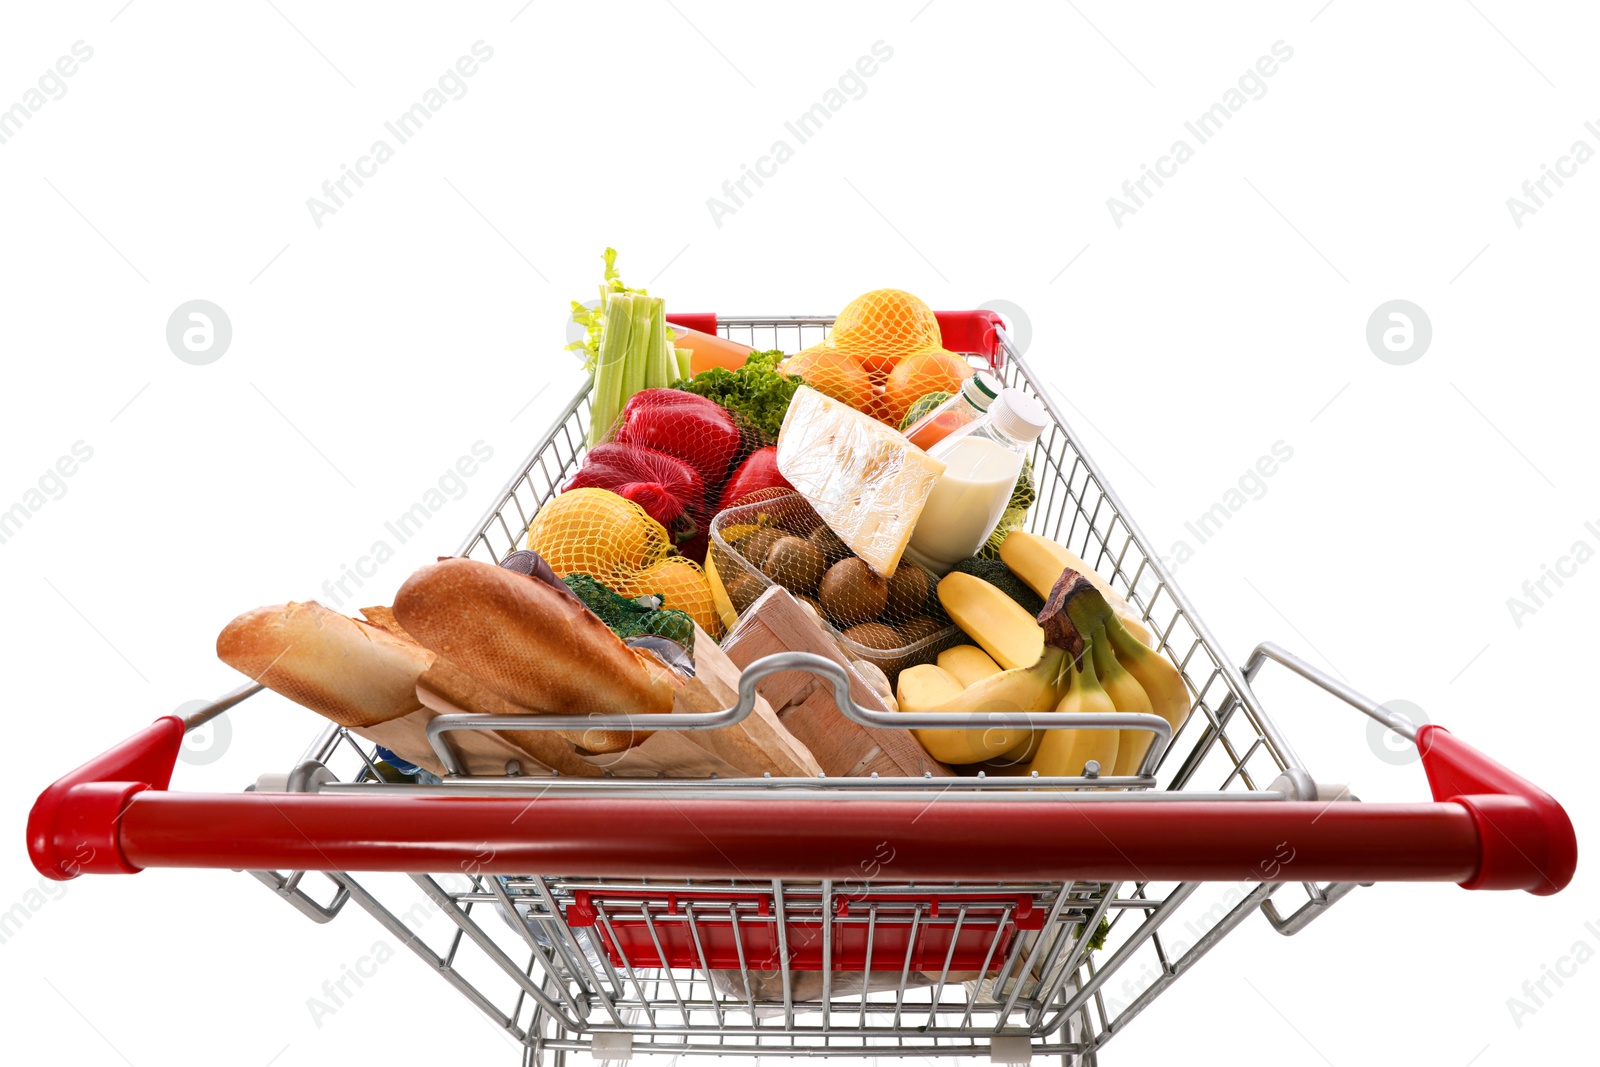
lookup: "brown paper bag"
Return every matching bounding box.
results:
[414,658,606,776]
[352,705,577,778]
[721,587,950,778]
[572,731,747,777]
[568,626,822,779]
[672,624,823,778]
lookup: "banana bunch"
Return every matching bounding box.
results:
[892,535,1191,781]
[1034,636,1120,777]
[896,572,1066,764]
[1001,531,1157,648]
[1006,531,1191,780]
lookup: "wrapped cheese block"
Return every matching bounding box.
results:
[775,386,945,577]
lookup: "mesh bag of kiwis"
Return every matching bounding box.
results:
[708,491,961,681]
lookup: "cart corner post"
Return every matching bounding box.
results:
[26,715,186,880]
[1415,724,1578,895]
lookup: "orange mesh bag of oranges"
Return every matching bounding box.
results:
[782,289,975,426]
[526,487,722,637]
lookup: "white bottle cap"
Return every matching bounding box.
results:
[988,388,1048,443]
[962,371,1001,408]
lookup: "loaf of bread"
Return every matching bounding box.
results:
[216,601,434,728]
[394,558,677,751]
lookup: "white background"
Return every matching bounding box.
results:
[2,2,1595,1064]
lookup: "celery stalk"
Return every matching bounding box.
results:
[652,302,673,388]
[623,295,656,401]
[642,299,667,389]
[588,293,634,445]
[675,347,692,382]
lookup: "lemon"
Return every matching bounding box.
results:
[527,488,667,579]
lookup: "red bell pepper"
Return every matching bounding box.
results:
[565,442,707,544]
[614,390,741,490]
[717,446,792,512]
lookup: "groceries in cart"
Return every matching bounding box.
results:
[212,250,1190,783]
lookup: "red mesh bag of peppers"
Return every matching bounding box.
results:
[567,356,800,566]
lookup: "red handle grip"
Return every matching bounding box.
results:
[27,717,1575,893]
[1416,724,1576,894]
[27,716,185,879]
[934,310,1007,363]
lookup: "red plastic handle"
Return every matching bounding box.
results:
[934,310,1006,363]
[27,717,1575,894]
[27,716,185,879]
[664,312,719,337]
[1415,724,1576,895]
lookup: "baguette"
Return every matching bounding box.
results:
[394,558,677,752]
[217,601,433,728]
[363,603,611,768]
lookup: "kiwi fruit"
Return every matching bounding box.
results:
[737,526,783,567]
[818,557,888,627]
[796,591,832,627]
[762,536,828,595]
[807,524,852,564]
[726,572,767,613]
[842,621,902,652]
[897,615,945,643]
[884,564,931,621]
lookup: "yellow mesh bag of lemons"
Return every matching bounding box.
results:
[526,487,721,637]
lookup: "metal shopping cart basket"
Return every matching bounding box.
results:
[28,311,1577,1065]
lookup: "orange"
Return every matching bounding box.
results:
[781,346,874,410]
[792,289,945,378]
[856,350,901,377]
[616,556,722,638]
[883,349,974,426]
[832,289,943,373]
[861,389,896,425]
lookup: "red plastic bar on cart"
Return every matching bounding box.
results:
[663,312,1009,363]
[26,715,1576,895]
[664,313,718,337]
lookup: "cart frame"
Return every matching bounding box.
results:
[28,314,1575,1065]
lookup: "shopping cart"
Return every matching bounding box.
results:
[28,312,1576,1066]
